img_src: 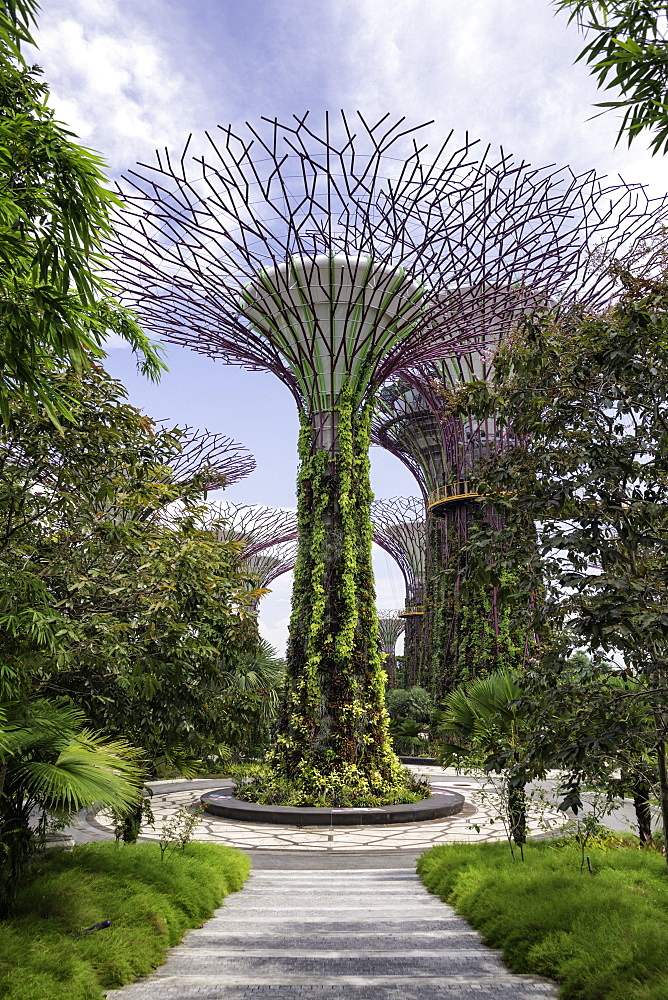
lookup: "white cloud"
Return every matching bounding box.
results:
[331,0,665,195]
[31,0,209,172]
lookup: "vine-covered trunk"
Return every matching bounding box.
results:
[404,615,424,687]
[269,394,406,801]
[384,650,398,688]
[422,506,536,699]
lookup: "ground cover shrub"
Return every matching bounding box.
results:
[0,840,250,1000]
[418,840,668,1000]
[231,761,430,808]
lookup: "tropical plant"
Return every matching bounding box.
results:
[557,0,668,154]
[386,686,434,724]
[0,0,164,424]
[0,365,262,768]
[215,635,286,755]
[437,670,531,854]
[0,699,142,915]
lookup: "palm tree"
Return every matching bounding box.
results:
[0,699,142,915]
[437,671,529,856]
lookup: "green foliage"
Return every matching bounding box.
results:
[418,839,668,999]
[157,804,204,861]
[0,841,249,999]
[214,633,286,755]
[437,670,530,849]
[0,365,261,766]
[557,0,668,154]
[386,686,434,754]
[0,0,165,424]
[386,686,434,723]
[266,385,411,804]
[422,513,535,698]
[0,699,142,915]
[235,761,429,808]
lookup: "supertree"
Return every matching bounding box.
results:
[415,345,531,696]
[371,497,426,686]
[372,343,537,695]
[208,502,298,558]
[111,111,664,803]
[164,426,256,494]
[376,611,405,688]
[242,541,299,591]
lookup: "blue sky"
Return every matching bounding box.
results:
[31,0,666,652]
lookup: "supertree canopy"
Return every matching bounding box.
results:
[112,111,665,804]
[371,496,427,686]
[208,502,298,558]
[377,610,405,689]
[164,426,256,494]
[372,381,448,502]
[242,541,298,591]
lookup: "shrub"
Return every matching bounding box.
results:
[418,839,668,1000]
[0,840,250,1000]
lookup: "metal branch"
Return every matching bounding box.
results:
[110,113,665,420]
[241,541,298,589]
[207,502,298,558]
[162,425,256,491]
[371,496,426,602]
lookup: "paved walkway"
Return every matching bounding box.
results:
[77,768,569,854]
[105,866,558,1000]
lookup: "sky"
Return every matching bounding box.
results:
[30,0,666,653]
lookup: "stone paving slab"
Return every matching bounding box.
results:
[105,868,558,1000]
[189,931,483,949]
[72,765,574,855]
[105,982,558,999]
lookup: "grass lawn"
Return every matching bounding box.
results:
[0,841,250,1000]
[418,839,668,1000]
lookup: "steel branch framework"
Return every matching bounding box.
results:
[242,541,298,589]
[372,382,448,501]
[371,497,426,603]
[164,426,256,492]
[110,112,664,421]
[207,502,298,558]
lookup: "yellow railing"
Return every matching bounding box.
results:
[427,480,482,513]
[398,604,424,617]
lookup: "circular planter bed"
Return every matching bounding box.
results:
[200,786,465,826]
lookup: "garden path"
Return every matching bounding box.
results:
[104,865,559,1000]
[75,767,569,853]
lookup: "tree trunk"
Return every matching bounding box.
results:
[656,739,668,867]
[508,781,527,850]
[270,396,406,802]
[632,776,653,845]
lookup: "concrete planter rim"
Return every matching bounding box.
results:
[200,786,465,827]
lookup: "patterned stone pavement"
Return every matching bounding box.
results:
[77,767,570,853]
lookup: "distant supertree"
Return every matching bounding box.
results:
[164,426,256,493]
[209,502,298,558]
[112,111,664,801]
[371,497,426,686]
[242,541,298,591]
[377,611,405,688]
